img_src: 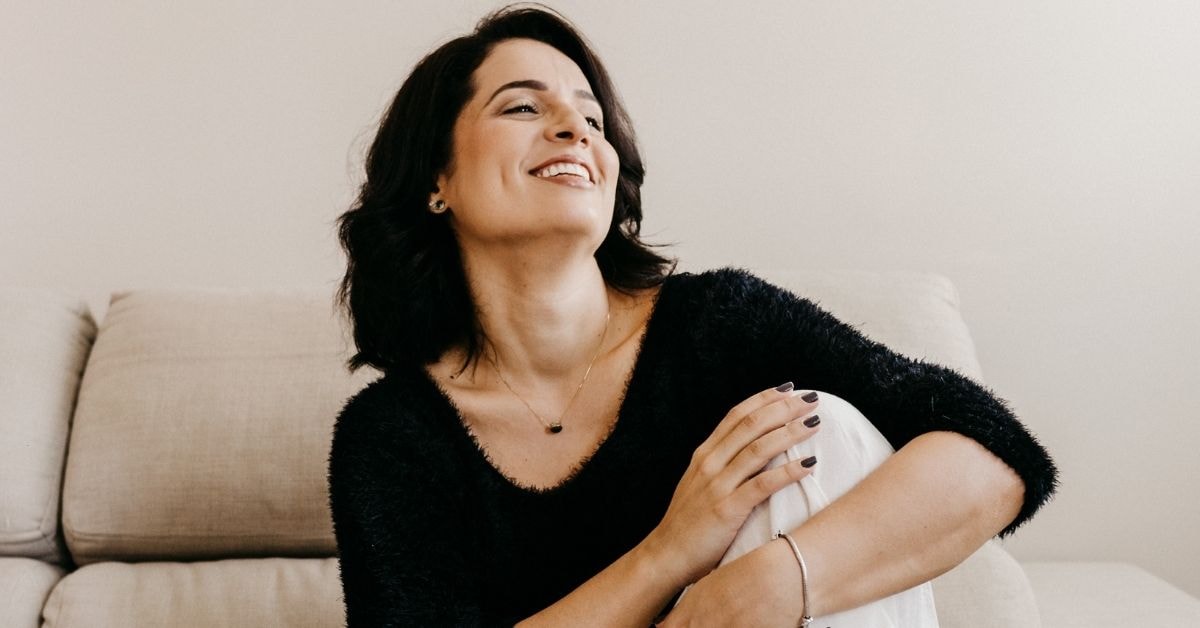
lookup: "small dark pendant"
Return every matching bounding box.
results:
[547,423,563,434]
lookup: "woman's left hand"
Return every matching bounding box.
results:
[657,541,804,628]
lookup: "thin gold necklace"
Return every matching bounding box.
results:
[484,300,611,435]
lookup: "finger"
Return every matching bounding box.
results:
[717,414,821,493]
[725,456,818,516]
[706,391,818,470]
[705,382,797,445]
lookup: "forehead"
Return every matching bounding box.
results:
[472,38,593,95]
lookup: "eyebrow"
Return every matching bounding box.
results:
[484,79,598,107]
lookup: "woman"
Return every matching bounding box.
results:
[328,6,1057,627]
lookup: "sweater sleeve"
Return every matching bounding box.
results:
[328,379,489,627]
[693,268,1057,535]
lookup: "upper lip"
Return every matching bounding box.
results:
[529,155,594,183]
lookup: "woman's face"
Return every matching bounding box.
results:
[436,38,619,253]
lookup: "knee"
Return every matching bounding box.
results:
[796,390,894,464]
[800,391,873,431]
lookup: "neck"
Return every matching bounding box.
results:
[461,247,612,386]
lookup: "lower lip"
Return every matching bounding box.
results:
[531,174,594,188]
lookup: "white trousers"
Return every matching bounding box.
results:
[679,391,940,627]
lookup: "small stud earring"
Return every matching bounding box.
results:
[428,199,447,214]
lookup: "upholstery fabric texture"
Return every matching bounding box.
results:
[0,557,66,628]
[0,289,95,564]
[931,541,1041,628]
[760,269,985,380]
[1025,562,1200,628]
[41,557,341,628]
[61,289,376,565]
[17,275,1048,627]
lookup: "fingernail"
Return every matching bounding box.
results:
[803,415,821,428]
[776,381,794,392]
[801,392,818,402]
[801,456,818,468]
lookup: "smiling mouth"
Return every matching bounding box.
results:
[529,161,593,184]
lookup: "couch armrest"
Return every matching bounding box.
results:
[932,540,1041,628]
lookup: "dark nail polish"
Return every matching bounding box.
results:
[803,415,821,428]
[776,381,794,392]
[801,456,818,468]
[801,392,819,403]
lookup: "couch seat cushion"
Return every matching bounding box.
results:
[41,557,341,627]
[1024,561,1200,627]
[0,557,65,628]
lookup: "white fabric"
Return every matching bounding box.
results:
[680,391,939,627]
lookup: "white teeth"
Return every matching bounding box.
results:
[534,162,590,181]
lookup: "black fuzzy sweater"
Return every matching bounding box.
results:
[328,268,1057,627]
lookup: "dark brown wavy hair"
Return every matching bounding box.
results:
[337,5,674,373]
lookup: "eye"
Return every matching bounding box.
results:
[586,116,604,132]
[503,102,538,115]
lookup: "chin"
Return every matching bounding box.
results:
[520,210,609,245]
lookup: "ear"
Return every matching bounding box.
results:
[432,174,451,204]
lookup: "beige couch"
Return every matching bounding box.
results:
[3,272,1198,627]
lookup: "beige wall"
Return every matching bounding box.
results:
[3,0,1198,595]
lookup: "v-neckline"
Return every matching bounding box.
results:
[418,275,676,496]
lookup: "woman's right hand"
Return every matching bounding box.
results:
[646,383,821,585]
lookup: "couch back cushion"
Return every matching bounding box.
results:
[761,269,986,380]
[61,290,377,564]
[0,289,95,564]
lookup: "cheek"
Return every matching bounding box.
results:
[599,143,620,186]
[458,128,524,185]
[443,143,490,201]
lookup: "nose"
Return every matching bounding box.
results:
[546,108,591,145]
